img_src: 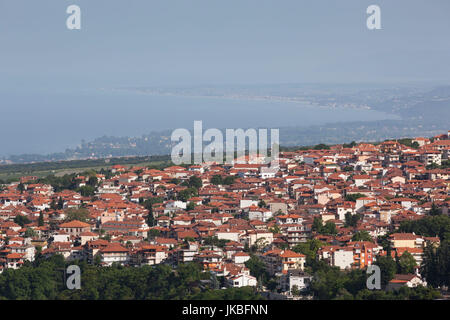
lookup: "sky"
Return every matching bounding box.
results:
[1,0,450,90]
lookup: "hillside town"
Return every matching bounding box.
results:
[0,131,449,299]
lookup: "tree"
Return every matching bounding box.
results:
[345,193,365,202]
[269,225,281,234]
[313,144,330,150]
[188,176,202,189]
[345,213,361,228]
[65,208,90,222]
[57,197,64,210]
[50,199,57,210]
[14,215,31,227]
[266,278,278,291]
[210,175,223,185]
[245,255,269,283]
[87,176,98,187]
[421,240,450,288]
[291,285,300,296]
[203,236,228,248]
[292,239,325,264]
[373,255,396,286]
[186,202,195,211]
[399,215,450,242]
[343,141,357,148]
[24,228,37,238]
[17,182,25,194]
[146,208,155,227]
[77,185,95,197]
[148,229,160,239]
[429,203,442,216]
[223,176,236,185]
[397,251,417,274]
[352,231,373,242]
[312,217,323,232]
[177,188,198,202]
[38,212,44,227]
[321,221,337,235]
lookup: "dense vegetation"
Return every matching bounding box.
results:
[0,255,263,300]
[398,215,450,242]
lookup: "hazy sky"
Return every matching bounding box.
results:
[1,0,450,91]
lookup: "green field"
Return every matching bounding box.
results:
[0,155,172,182]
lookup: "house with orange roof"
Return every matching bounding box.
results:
[59,220,91,237]
[100,243,129,266]
[263,249,306,275]
[386,274,426,291]
[132,244,168,266]
[5,252,25,269]
[389,233,425,249]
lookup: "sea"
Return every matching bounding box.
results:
[0,89,399,157]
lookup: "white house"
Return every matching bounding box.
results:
[332,248,354,270]
[228,273,257,288]
[233,252,250,265]
[279,270,312,294]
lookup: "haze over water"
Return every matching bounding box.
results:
[0,89,398,157]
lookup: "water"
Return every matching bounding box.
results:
[0,89,399,157]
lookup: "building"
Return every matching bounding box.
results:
[279,270,312,295]
[99,243,130,266]
[59,220,91,237]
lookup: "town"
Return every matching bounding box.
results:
[0,131,449,300]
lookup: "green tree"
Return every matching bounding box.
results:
[352,231,373,242]
[17,182,25,194]
[374,255,397,286]
[399,215,450,242]
[291,285,300,296]
[312,217,323,232]
[65,208,90,222]
[321,221,337,235]
[343,141,357,148]
[77,185,95,197]
[87,176,98,187]
[397,251,417,274]
[24,228,37,238]
[429,203,442,216]
[57,197,64,210]
[14,215,31,227]
[148,229,160,239]
[345,213,361,228]
[188,176,202,189]
[146,209,155,227]
[177,188,198,202]
[223,176,236,185]
[186,202,195,211]
[421,240,450,288]
[210,175,223,185]
[345,193,365,202]
[245,255,269,284]
[38,212,44,227]
[292,239,324,264]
